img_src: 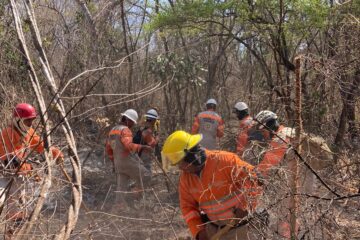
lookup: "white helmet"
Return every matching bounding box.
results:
[121,109,138,123]
[206,98,217,105]
[234,102,248,111]
[145,109,159,120]
[255,110,277,125]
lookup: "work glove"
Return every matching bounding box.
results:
[196,229,209,240]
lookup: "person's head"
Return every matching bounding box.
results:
[120,109,138,128]
[13,103,37,132]
[254,110,279,140]
[206,98,217,111]
[162,131,206,174]
[144,109,159,127]
[233,102,249,120]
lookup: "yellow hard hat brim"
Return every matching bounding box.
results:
[187,134,202,150]
[162,134,202,165]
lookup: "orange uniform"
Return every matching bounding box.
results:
[105,124,149,208]
[106,125,142,161]
[0,125,63,164]
[140,127,159,174]
[141,128,158,147]
[191,110,224,149]
[0,124,63,234]
[179,150,260,237]
[257,125,290,177]
[236,116,254,156]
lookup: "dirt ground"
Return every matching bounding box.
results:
[36,149,190,240]
[2,121,359,239]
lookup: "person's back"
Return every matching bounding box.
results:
[191,99,224,149]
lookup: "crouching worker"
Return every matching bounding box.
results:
[0,103,64,239]
[106,109,152,212]
[162,130,264,240]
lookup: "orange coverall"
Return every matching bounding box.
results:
[0,125,63,234]
[236,116,254,157]
[191,110,224,150]
[106,125,149,207]
[179,150,261,238]
[0,126,63,163]
[140,127,158,174]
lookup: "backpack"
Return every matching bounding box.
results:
[133,129,144,144]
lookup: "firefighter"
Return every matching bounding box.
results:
[105,109,152,211]
[0,103,64,238]
[137,109,160,178]
[162,130,263,240]
[191,99,224,150]
[233,102,254,157]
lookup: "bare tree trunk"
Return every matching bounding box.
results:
[289,56,302,240]
[10,1,83,239]
[120,0,134,108]
[9,1,53,239]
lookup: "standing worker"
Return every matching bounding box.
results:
[233,102,254,157]
[134,109,160,178]
[0,103,64,239]
[105,109,152,211]
[191,99,224,150]
[162,130,262,240]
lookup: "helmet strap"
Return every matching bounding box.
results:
[13,118,28,136]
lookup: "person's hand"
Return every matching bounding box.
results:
[196,229,208,240]
[141,145,153,153]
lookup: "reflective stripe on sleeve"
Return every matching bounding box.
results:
[183,210,200,223]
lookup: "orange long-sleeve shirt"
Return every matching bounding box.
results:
[106,125,142,161]
[0,125,63,162]
[179,150,260,237]
[141,128,158,148]
[236,116,254,156]
[257,125,290,176]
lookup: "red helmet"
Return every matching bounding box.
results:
[13,103,37,119]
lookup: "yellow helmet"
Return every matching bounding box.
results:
[162,130,202,165]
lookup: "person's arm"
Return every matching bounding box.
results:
[179,175,205,238]
[105,139,114,161]
[142,129,158,147]
[216,117,224,138]
[191,115,200,134]
[28,128,64,160]
[226,154,261,211]
[236,131,248,156]
[120,128,142,153]
[257,139,288,177]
